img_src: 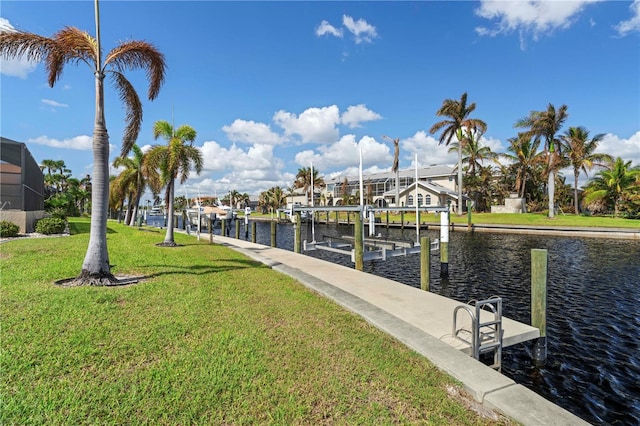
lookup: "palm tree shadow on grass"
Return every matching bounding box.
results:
[69,221,117,235]
[145,260,266,279]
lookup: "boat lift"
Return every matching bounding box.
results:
[292,204,450,263]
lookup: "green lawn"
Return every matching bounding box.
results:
[0,218,511,425]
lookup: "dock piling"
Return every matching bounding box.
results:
[270,221,276,247]
[420,236,430,291]
[531,248,548,366]
[354,212,364,271]
[251,221,256,243]
[440,209,450,277]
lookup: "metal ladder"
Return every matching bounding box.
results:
[452,296,503,371]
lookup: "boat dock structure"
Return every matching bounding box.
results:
[202,233,588,425]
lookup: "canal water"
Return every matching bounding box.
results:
[158,217,640,425]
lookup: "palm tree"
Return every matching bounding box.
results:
[516,103,568,218]
[383,136,401,207]
[501,133,545,198]
[560,127,611,214]
[429,93,487,214]
[294,167,325,205]
[147,121,203,246]
[0,1,166,284]
[584,158,640,217]
[447,130,496,178]
[112,144,160,226]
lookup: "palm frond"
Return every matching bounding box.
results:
[110,71,142,156]
[105,40,166,100]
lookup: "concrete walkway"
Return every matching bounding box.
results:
[204,233,589,425]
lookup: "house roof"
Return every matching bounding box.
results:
[392,180,462,200]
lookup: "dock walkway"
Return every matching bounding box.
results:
[204,233,588,425]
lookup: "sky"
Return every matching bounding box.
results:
[1,0,639,201]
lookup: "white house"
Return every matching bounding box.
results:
[321,165,463,209]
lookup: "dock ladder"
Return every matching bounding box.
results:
[452,296,503,371]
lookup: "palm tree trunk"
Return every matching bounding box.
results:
[163,178,176,245]
[80,71,113,281]
[457,142,463,215]
[574,171,580,214]
[548,153,555,218]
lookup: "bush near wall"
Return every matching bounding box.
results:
[34,217,66,235]
[0,221,20,237]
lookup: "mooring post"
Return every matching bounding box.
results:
[335,210,338,224]
[420,236,430,291]
[209,217,213,244]
[531,248,548,366]
[354,211,364,271]
[440,209,450,277]
[386,211,389,228]
[467,200,472,230]
[251,221,256,243]
[294,212,301,253]
[235,219,240,239]
[270,220,276,247]
[401,211,405,229]
[221,218,226,236]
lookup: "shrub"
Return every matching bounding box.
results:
[35,217,67,235]
[0,221,19,238]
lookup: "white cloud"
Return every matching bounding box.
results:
[475,0,601,48]
[0,18,38,78]
[200,140,283,176]
[27,135,93,150]
[342,15,378,44]
[596,131,640,166]
[341,104,383,128]
[294,134,391,172]
[222,119,284,145]
[42,99,69,108]
[273,105,340,144]
[401,131,458,166]
[316,20,343,38]
[616,0,640,36]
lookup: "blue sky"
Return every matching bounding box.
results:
[1,1,639,199]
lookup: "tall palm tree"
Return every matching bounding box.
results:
[584,158,640,217]
[560,127,611,214]
[147,121,203,247]
[383,136,401,207]
[430,92,487,214]
[501,132,545,198]
[0,1,166,284]
[516,103,568,218]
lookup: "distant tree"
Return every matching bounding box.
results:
[584,158,640,217]
[501,132,545,199]
[560,127,612,214]
[383,136,401,207]
[294,167,325,205]
[147,121,203,246]
[0,1,166,284]
[430,92,487,214]
[516,103,568,218]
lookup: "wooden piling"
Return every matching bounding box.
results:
[221,218,226,236]
[531,248,548,366]
[235,219,240,239]
[401,211,405,229]
[354,212,363,271]
[251,221,256,243]
[294,212,301,253]
[420,236,430,291]
[209,217,213,244]
[467,200,472,230]
[270,221,276,247]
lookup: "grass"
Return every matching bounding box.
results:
[0,218,511,425]
[252,211,639,229]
